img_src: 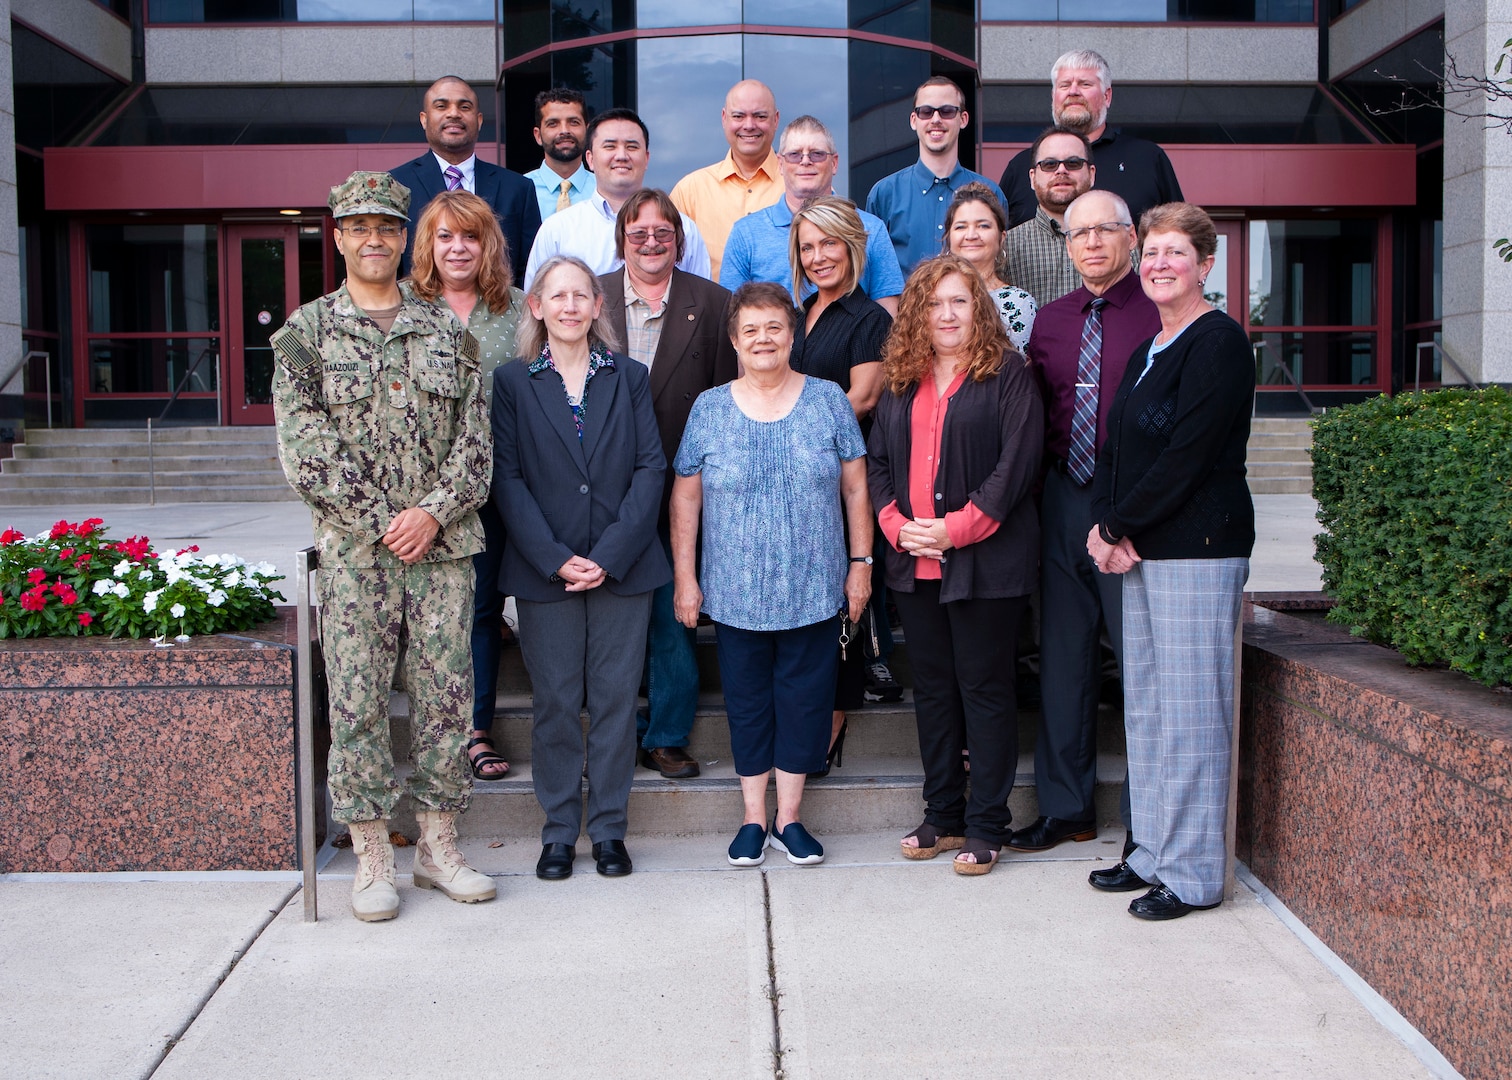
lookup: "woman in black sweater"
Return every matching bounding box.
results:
[1086,203,1254,920]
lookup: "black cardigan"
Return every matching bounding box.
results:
[866,353,1043,602]
[1090,309,1255,560]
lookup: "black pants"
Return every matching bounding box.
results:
[895,581,1028,844]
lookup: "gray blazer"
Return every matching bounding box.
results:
[490,352,670,603]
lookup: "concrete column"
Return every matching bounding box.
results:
[1442,0,1512,385]
[0,0,22,404]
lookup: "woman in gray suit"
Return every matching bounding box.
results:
[492,254,670,881]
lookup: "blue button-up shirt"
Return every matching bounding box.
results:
[865,161,1007,276]
[525,161,595,221]
[718,198,905,302]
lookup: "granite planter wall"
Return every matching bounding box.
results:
[0,609,313,873]
[1239,601,1512,1079]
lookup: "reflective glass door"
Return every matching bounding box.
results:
[226,225,298,425]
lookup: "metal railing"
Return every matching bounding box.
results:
[1251,341,1320,415]
[1413,340,1480,393]
[1,350,58,429]
[295,546,321,922]
[146,346,221,505]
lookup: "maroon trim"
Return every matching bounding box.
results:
[1328,16,1444,81]
[978,19,1316,28]
[503,24,977,72]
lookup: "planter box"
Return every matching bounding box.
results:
[1239,601,1512,1079]
[0,609,312,873]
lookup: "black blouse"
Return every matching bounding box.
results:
[791,289,891,392]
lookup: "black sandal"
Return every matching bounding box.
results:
[467,734,509,780]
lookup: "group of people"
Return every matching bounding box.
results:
[271,46,1254,925]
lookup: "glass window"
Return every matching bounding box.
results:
[981,0,1313,20]
[86,225,220,334]
[1333,25,1443,146]
[747,0,845,28]
[1252,331,1376,388]
[636,37,743,189]
[638,0,740,25]
[1248,219,1375,328]
[12,25,127,152]
[148,0,492,21]
[86,338,220,396]
[745,35,851,197]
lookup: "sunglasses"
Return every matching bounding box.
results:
[625,227,676,244]
[778,149,833,165]
[1035,156,1089,174]
[912,105,962,120]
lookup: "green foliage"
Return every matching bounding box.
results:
[1312,388,1512,687]
[0,518,284,640]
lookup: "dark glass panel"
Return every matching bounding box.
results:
[638,0,740,25]
[1251,331,1377,388]
[298,227,328,304]
[86,225,220,334]
[1333,25,1444,147]
[637,36,741,189]
[980,0,1312,19]
[745,35,851,194]
[983,83,1370,144]
[92,0,131,15]
[847,41,931,205]
[503,0,550,59]
[12,25,127,151]
[147,0,492,20]
[239,238,285,408]
[850,0,928,40]
[932,0,975,59]
[551,0,633,41]
[1248,218,1375,327]
[86,338,220,395]
[148,0,297,19]
[744,0,845,27]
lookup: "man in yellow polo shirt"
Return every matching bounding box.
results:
[670,79,783,280]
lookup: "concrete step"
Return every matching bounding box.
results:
[1247,433,1313,451]
[23,426,276,446]
[1248,417,1314,434]
[0,469,295,490]
[1246,461,1315,479]
[0,483,299,506]
[2,454,283,475]
[1248,477,1313,495]
[8,443,280,462]
[1244,447,1313,464]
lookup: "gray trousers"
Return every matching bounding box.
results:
[517,588,653,846]
[1122,557,1248,906]
[1036,466,1125,822]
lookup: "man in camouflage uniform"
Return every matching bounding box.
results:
[272,170,496,921]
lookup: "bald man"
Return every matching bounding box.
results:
[670,79,783,280]
[389,74,540,281]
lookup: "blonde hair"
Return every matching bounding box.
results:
[514,255,621,360]
[789,196,868,303]
[881,254,1011,395]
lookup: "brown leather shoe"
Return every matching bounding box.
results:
[639,746,700,778]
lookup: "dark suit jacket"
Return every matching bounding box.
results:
[598,267,739,527]
[491,352,670,603]
[389,152,542,284]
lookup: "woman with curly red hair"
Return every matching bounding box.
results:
[867,254,1043,875]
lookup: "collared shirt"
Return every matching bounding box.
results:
[527,340,616,440]
[670,150,784,281]
[1002,207,1080,310]
[525,161,595,221]
[719,199,906,303]
[523,193,711,290]
[864,161,1007,276]
[431,152,476,193]
[1025,268,1160,463]
[622,273,670,372]
[999,128,1184,229]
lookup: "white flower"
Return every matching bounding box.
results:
[112,582,130,599]
[200,554,222,568]
[139,570,154,581]
[170,602,186,619]
[223,571,242,588]
[250,562,274,577]
[92,579,112,596]
[207,590,227,607]
[114,560,132,577]
[163,565,183,585]
[143,590,161,613]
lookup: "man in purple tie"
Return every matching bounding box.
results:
[389,75,541,282]
[1011,188,1160,859]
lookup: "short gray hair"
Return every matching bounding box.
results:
[778,115,835,156]
[1051,49,1112,91]
[1065,190,1132,229]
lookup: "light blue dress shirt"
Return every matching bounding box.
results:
[524,161,594,221]
[865,161,1008,276]
[718,198,905,303]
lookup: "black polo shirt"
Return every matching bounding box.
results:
[999,128,1184,229]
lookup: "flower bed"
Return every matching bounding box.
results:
[0,518,283,639]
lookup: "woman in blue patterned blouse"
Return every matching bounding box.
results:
[669,281,873,869]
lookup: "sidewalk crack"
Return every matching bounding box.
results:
[762,871,786,1078]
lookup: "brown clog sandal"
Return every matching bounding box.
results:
[900,821,966,861]
[952,838,1001,876]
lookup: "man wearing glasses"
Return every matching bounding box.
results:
[864,76,1008,276]
[272,171,495,922]
[1015,188,1159,862]
[720,115,904,315]
[1001,126,1095,310]
[998,49,1183,230]
[600,189,739,780]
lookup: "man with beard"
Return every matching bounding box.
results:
[1001,126,1093,309]
[671,80,783,280]
[525,88,594,221]
[389,75,539,282]
[998,49,1182,229]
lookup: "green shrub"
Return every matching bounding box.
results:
[1312,387,1512,687]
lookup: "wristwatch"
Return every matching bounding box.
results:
[850,556,873,565]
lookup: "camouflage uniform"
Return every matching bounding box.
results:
[272,174,490,826]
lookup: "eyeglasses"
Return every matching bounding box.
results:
[912,104,962,120]
[778,149,833,165]
[339,223,403,238]
[1065,221,1132,243]
[1034,156,1089,174]
[626,227,676,245]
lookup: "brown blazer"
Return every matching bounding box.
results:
[599,267,740,527]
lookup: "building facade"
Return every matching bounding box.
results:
[1,0,1503,439]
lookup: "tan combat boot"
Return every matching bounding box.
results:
[413,810,497,903]
[349,818,400,922]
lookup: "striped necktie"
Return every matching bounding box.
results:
[444,165,463,191]
[1068,296,1108,485]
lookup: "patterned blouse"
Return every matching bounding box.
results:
[527,340,616,440]
[992,284,1038,352]
[468,287,528,380]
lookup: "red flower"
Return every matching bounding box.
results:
[78,611,94,627]
[175,545,201,556]
[20,587,47,612]
[59,547,75,560]
[74,518,103,538]
[26,567,46,585]
[50,520,72,540]
[111,535,152,561]
[52,581,78,605]
[0,527,22,545]
[75,553,92,565]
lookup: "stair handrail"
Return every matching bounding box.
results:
[147,346,221,506]
[0,350,56,429]
[1251,341,1320,416]
[154,344,220,426]
[1413,340,1481,393]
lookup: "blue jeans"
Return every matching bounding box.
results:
[638,535,699,749]
[470,500,506,734]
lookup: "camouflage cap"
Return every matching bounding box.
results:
[329,171,411,219]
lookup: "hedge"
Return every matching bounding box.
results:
[1311,387,1512,688]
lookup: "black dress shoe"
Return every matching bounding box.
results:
[536,842,575,880]
[1128,884,1220,921]
[639,746,700,779]
[1004,815,1097,852]
[1088,860,1153,892]
[592,839,633,877]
